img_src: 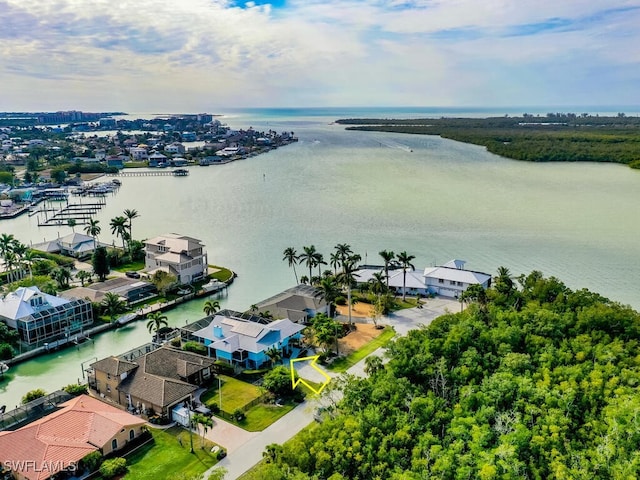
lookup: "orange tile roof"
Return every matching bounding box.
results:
[0,395,145,480]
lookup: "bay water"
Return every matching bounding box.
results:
[1,107,639,408]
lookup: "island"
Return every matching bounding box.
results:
[337,113,640,168]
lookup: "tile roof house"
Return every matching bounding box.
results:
[144,233,208,285]
[89,346,216,417]
[254,285,328,323]
[184,311,305,369]
[0,286,93,345]
[0,395,146,480]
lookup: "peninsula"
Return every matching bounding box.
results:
[337,113,640,168]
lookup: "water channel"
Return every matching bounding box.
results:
[1,107,639,408]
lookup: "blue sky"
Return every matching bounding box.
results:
[1,0,639,111]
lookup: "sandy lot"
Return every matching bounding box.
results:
[338,323,384,355]
[335,301,376,318]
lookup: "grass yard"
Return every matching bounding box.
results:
[209,265,234,282]
[201,375,263,413]
[113,261,146,272]
[328,326,395,373]
[241,403,296,431]
[121,427,220,480]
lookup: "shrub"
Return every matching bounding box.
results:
[262,366,292,396]
[32,259,58,276]
[22,388,46,404]
[210,403,220,414]
[335,296,347,306]
[64,383,88,396]
[171,337,182,347]
[0,343,14,360]
[30,251,75,268]
[99,458,127,479]
[183,341,206,355]
[233,408,245,422]
[80,451,103,473]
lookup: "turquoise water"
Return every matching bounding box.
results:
[1,107,639,408]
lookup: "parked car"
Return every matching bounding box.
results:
[125,271,141,279]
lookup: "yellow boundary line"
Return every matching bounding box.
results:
[290,355,331,394]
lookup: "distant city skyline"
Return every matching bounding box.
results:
[2,1,639,112]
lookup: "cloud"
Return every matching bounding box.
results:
[1,0,639,110]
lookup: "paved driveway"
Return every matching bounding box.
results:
[205,298,462,479]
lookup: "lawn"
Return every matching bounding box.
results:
[241,402,295,431]
[201,375,263,413]
[209,265,234,282]
[113,261,146,273]
[120,426,220,480]
[328,326,395,373]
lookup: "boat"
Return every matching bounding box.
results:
[111,179,122,185]
[201,279,225,294]
[0,362,8,374]
[116,313,138,325]
[173,168,189,176]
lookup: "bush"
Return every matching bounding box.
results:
[170,337,182,347]
[210,403,220,414]
[335,296,347,306]
[22,388,46,404]
[80,451,103,473]
[183,341,207,355]
[32,259,58,276]
[64,383,88,396]
[262,366,293,396]
[30,251,75,268]
[99,458,127,479]
[0,343,14,360]
[233,408,245,422]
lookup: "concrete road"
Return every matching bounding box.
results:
[205,299,461,479]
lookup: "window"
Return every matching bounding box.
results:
[457,282,463,286]
[438,279,444,284]
[112,438,118,450]
[129,429,135,441]
[450,281,456,285]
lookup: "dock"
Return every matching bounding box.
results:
[109,169,189,177]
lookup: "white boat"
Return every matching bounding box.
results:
[0,362,8,374]
[117,313,138,325]
[201,279,225,293]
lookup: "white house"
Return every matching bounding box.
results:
[144,233,208,285]
[129,146,148,160]
[31,232,106,259]
[0,286,93,345]
[423,260,492,298]
[165,142,186,154]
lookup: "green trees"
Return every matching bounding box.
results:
[299,245,320,283]
[146,311,168,333]
[151,270,176,297]
[22,388,47,404]
[109,215,129,251]
[254,271,640,479]
[282,247,299,284]
[309,312,341,354]
[92,246,110,281]
[265,347,282,366]
[101,292,127,322]
[203,299,221,316]
[378,249,396,288]
[83,219,101,249]
[396,251,415,301]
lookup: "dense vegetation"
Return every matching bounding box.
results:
[337,114,640,168]
[249,271,640,479]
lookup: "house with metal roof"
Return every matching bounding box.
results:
[253,284,328,323]
[0,395,145,480]
[144,233,208,285]
[0,286,93,345]
[185,312,305,369]
[31,232,107,259]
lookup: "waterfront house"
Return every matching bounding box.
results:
[0,394,146,480]
[0,286,93,345]
[182,311,305,369]
[61,277,157,306]
[89,346,215,417]
[129,146,148,161]
[254,284,328,323]
[165,142,186,155]
[423,260,492,298]
[31,232,107,259]
[355,259,491,299]
[144,233,208,285]
[148,151,168,167]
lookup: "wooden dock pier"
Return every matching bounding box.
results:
[109,169,189,177]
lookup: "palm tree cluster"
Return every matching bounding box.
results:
[0,233,37,283]
[109,209,139,255]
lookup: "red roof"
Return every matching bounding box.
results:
[0,395,145,480]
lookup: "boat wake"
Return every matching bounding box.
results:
[376,138,413,152]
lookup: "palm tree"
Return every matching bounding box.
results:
[334,243,353,265]
[146,311,169,333]
[203,299,221,316]
[329,252,341,275]
[316,276,340,317]
[396,251,416,301]
[123,209,139,241]
[299,245,318,281]
[101,292,127,322]
[0,233,15,279]
[52,267,72,289]
[378,250,396,288]
[265,347,282,366]
[76,270,92,286]
[84,219,101,250]
[282,247,299,284]
[109,216,128,251]
[336,255,361,325]
[315,253,327,278]
[67,218,77,232]
[299,275,309,285]
[11,241,28,282]
[23,249,38,280]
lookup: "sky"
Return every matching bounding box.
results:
[1,0,639,111]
